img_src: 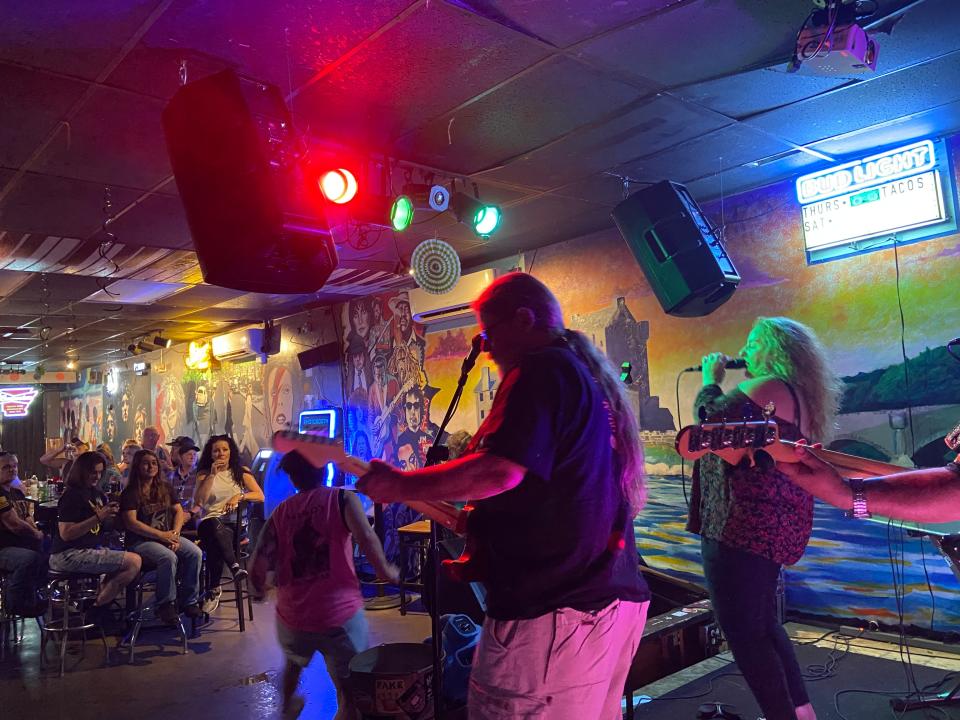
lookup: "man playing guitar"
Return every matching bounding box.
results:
[357,272,650,720]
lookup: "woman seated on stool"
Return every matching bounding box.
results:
[120,449,202,625]
[49,451,141,614]
[190,435,263,613]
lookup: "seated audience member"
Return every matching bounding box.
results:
[251,451,398,720]
[49,451,141,614]
[120,449,202,624]
[118,440,141,488]
[168,437,200,506]
[0,452,47,616]
[192,435,264,612]
[96,443,123,496]
[141,426,173,474]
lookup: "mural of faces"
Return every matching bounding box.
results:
[195,384,208,407]
[350,298,372,342]
[121,391,130,422]
[105,409,116,442]
[134,405,146,444]
[266,365,294,434]
[403,389,422,432]
[158,378,185,443]
[397,442,419,472]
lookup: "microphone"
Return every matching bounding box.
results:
[948,338,960,346]
[683,358,747,372]
[461,333,484,375]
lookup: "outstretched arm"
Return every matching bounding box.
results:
[778,444,960,523]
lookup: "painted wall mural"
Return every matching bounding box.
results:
[60,310,343,470]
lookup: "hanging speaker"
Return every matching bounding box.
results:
[612,181,740,318]
[162,70,337,294]
[411,238,461,295]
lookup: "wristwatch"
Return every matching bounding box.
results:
[847,478,871,519]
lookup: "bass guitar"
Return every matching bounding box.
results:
[271,430,485,583]
[674,420,909,478]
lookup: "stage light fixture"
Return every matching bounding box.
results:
[391,195,414,231]
[403,183,450,212]
[450,192,502,237]
[319,168,358,204]
[350,194,414,231]
[153,335,173,349]
[66,358,76,370]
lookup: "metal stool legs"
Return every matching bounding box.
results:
[40,574,108,677]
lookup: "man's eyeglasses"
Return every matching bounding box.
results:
[403,402,420,411]
[480,317,509,341]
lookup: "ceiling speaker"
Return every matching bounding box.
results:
[162,69,338,294]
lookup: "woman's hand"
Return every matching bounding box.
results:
[96,502,120,521]
[223,493,244,514]
[701,352,730,387]
[213,459,228,474]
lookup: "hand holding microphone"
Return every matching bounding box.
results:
[691,353,745,385]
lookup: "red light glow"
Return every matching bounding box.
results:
[319,168,358,204]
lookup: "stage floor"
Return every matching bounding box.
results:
[629,624,960,720]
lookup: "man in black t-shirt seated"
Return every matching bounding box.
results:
[0,452,48,617]
[49,451,141,610]
[358,273,651,720]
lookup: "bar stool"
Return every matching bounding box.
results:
[196,503,255,631]
[40,570,109,677]
[0,570,27,659]
[120,562,188,663]
[397,519,431,615]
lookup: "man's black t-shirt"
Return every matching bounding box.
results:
[52,487,110,553]
[0,485,40,551]
[466,341,650,620]
[119,482,177,545]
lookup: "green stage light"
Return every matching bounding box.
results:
[450,192,502,238]
[390,195,414,231]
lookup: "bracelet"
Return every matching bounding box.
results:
[846,478,872,519]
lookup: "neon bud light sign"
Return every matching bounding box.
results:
[0,387,39,417]
[796,140,936,204]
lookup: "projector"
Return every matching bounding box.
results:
[796,22,878,75]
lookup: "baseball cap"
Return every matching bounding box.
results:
[170,436,200,453]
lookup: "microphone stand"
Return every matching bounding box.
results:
[421,338,480,719]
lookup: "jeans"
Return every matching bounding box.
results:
[701,538,809,720]
[468,599,649,720]
[132,538,202,606]
[197,517,238,584]
[0,546,47,614]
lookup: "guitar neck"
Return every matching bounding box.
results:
[775,440,908,478]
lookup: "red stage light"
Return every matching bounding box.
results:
[319,168,358,204]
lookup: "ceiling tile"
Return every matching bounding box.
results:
[104,193,192,249]
[293,1,549,145]
[746,50,960,147]
[671,68,849,120]
[481,93,731,190]
[0,174,141,239]
[617,123,797,184]
[448,0,673,48]
[157,284,246,308]
[0,1,161,80]
[0,64,89,168]
[32,86,171,190]
[395,55,647,174]
[575,0,809,88]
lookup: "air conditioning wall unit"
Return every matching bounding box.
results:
[408,268,497,326]
[212,328,264,361]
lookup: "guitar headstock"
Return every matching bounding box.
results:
[946,421,960,452]
[676,419,782,458]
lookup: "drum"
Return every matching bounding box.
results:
[348,643,435,719]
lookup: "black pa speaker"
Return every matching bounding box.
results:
[297,342,341,371]
[162,70,338,294]
[612,180,739,317]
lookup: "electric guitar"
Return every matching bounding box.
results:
[674,420,909,478]
[271,431,484,582]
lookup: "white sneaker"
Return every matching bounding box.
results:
[201,587,222,614]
